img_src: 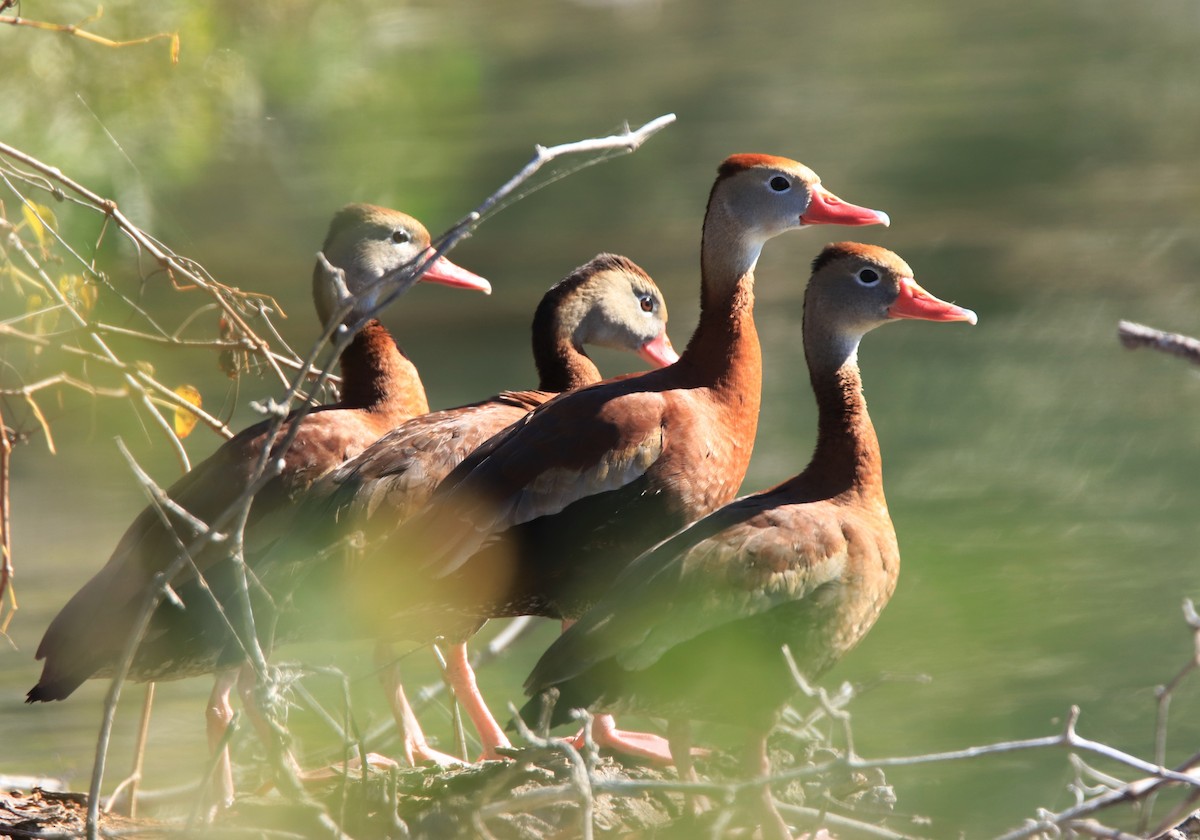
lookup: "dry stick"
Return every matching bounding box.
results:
[101,681,155,817]
[0,148,298,393]
[0,5,180,63]
[91,321,330,383]
[773,804,911,840]
[0,318,237,436]
[1118,320,1200,366]
[76,115,677,837]
[9,160,312,826]
[516,703,1200,838]
[1141,599,1200,833]
[0,399,14,637]
[505,705,595,840]
[2,220,194,470]
[1154,600,1200,768]
[764,705,1200,788]
[1062,819,1144,840]
[0,329,234,442]
[783,647,857,759]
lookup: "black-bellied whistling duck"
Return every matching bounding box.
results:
[263,252,677,766]
[27,204,490,805]
[522,243,976,840]
[353,155,890,764]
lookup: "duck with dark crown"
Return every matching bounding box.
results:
[349,155,891,764]
[27,204,491,806]
[259,252,679,766]
[522,243,976,840]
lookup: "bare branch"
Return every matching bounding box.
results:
[0,401,14,637]
[1118,320,1200,366]
[0,5,180,64]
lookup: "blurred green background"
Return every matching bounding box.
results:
[3,1,1200,835]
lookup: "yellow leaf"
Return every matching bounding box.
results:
[21,203,57,250]
[59,274,98,316]
[173,384,202,439]
[170,33,181,65]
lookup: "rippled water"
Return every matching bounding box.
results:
[3,1,1200,835]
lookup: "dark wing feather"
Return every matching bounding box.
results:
[415,382,671,579]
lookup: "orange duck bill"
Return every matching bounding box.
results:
[417,248,493,294]
[888,277,978,324]
[638,330,680,368]
[800,184,891,228]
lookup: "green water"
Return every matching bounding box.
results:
[3,1,1200,835]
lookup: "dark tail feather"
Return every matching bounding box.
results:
[26,674,80,704]
[512,677,607,739]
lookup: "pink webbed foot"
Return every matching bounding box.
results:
[297,753,403,784]
[406,739,468,769]
[569,714,709,765]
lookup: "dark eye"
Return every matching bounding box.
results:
[639,294,654,312]
[856,268,880,285]
[391,228,412,244]
[769,176,791,192]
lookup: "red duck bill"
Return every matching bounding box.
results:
[418,249,492,294]
[800,184,891,228]
[638,331,680,368]
[888,277,977,324]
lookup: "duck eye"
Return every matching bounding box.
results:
[639,294,654,313]
[856,268,880,285]
[769,176,791,192]
[391,229,412,245]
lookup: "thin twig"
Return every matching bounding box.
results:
[0,400,14,637]
[1118,320,1200,366]
[494,705,595,840]
[0,5,180,63]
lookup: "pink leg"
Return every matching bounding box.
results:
[746,733,791,840]
[559,619,695,765]
[442,641,512,761]
[668,718,709,815]
[205,669,238,810]
[375,642,464,768]
[567,713,679,764]
[235,664,274,745]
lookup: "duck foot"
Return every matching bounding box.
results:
[296,753,404,784]
[569,714,709,765]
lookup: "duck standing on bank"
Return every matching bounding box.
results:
[351,155,890,763]
[27,205,491,806]
[523,243,976,840]
[262,252,678,765]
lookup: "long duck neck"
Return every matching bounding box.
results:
[530,288,602,392]
[336,319,429,421]
[799,322,883,501]
[678,195,763,392]
[533,340,602,393]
